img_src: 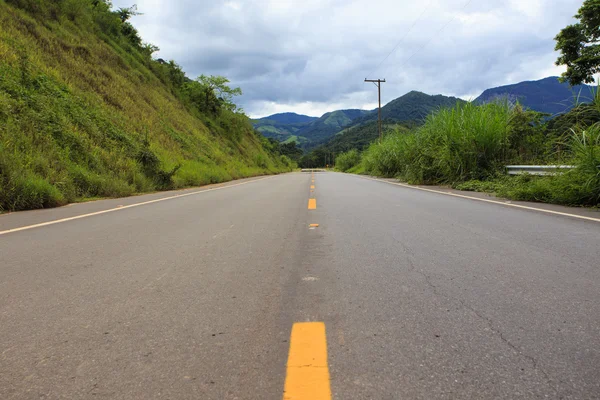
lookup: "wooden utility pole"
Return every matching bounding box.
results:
[364,78,385,142]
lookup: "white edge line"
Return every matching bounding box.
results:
[357,175,600,223]
[0,176,275,236]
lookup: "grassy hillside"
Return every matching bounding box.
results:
[0,0,291,211]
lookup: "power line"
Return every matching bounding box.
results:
[366,1,433,79]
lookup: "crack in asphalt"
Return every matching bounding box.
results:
[398,245,559,396]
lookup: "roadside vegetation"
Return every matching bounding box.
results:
[0,0,292,211]
[341,92,599,206]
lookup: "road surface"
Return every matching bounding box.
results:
[1,172,599,399]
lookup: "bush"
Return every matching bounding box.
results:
[0,174,65,211]
[335,149,361,172]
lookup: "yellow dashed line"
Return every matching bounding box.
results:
[283,322,331,400]
[308,199,316,210]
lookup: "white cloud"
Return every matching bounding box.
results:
[112,0,583,116]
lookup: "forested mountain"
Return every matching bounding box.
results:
[255,91,464,148]
[299,121,413,168]
[0,0,291,211]
[253,109,370,148]
[257,112,317,124]
[475,77,596,115]
[354,91,465,125]
[295,109,371,144]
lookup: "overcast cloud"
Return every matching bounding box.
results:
[111,0,583,118]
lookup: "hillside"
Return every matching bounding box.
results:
[475,77,596,115]
[258,92,464,150]
[328,121,410,152]
[252,113,315,143]
[253,109,370,149]
[0,1,291,211]
[256,112,317,124]
[354,91,465,126]
[296,109,370,145]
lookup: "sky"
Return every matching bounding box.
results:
[112,0,583,118]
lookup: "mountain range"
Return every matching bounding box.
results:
[474,76,595,115]
[254,77,597,150]
[253,109,370,146]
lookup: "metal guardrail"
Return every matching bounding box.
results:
[301,169,327,173]
[505,165,575,176]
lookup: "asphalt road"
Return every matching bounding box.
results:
[1,172,599,399]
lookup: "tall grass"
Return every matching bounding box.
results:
[363,101,512,183]
[361,92,600,206]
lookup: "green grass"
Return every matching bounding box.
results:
[0,1,290,211]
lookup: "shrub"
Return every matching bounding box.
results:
[0,174,65,211]
[335,149,361,172]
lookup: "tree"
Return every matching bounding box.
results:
[196,75,242,112]
[555,0,600,85]
[116,4,141,22]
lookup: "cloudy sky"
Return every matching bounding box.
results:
[112,0,583,118]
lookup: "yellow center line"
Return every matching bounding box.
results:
[310,185,315,189]
[283,322,331,400]
[308,198,316,209]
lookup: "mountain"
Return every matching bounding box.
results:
[318,121,412,154]
[355,91,466,125]
[252,113,316,144]
[475,77,596,115]
[254,91,465,148]
[0,1,290,211]
[253,109,370,148]
[296,109,371,144]
[257,112,317,124]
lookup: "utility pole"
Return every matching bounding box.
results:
[364,78,385,142]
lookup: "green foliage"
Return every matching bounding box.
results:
[555,0,600,85]
[362,101,513,182]
[296,109,370,147]
[335,149,360,172]
[278,141,303,163]
[360,97,600,206]
[0,1,290,211]
[357,91,465,125]
[196,75,242,112]
[454,178,506,193]
[506,105,551,163]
